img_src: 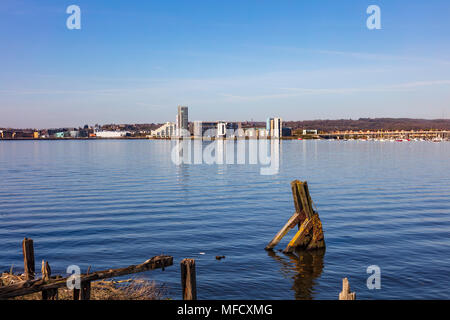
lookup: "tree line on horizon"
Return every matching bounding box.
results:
[283,118,450,132]
[2,118,449,133]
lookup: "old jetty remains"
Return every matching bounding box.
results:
[265,180,325,253]
[0,238,191,300]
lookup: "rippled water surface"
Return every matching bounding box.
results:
[0,140,449,299]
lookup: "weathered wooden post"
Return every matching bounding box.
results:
[70,284,91,300]
[73,288,80,300]
[79,281,91,300]
[339,278,356,300]
[22,238,35,280]
[265,180,325,252]
[41,260,58,300]
[73,269,91,300]
[181,259,197,300]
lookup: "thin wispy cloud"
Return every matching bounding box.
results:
[221,80,450,102]
[263,45,450,66]
[316,49,450,66]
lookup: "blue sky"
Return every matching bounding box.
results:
[1,0,449,128]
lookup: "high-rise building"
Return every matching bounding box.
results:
[266,117,282,138]
[176,105,189,137]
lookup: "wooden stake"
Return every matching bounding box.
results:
[22,238,35,280]
[339,278,356,300]
[79,281,91,300]
[41,260,51,281]
[41,260,58,300]
[181,259,197,300]
[73,288,80,300]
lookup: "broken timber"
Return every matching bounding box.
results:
[0,255,173,300]
[265,180,325,253]
[41,260,58,300]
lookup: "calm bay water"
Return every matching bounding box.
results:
[0,140,449,299]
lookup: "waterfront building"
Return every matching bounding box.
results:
[266,117,283,138]
[176,105,189,137]
[217,122,239,138]
[69,130,79,138]
[193,121,217,137]
[95,130,129,138]
[245,128,256,137]
[150,122,176,138]
[303,129,318,135]
[282,127,292,137]
[192,121,239,138]
[257,128,270,137]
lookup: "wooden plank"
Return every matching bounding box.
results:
[290,180,302,213]
[297,182,313,220]
[0,255,173,299]
[22,238,35,280]
[265,212,300,250]
[181,259,197,300]
[303,181,315,215]
[283,218,313,253]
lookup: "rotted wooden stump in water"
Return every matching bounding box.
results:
[265,180,325,253]
[181,259,197,300]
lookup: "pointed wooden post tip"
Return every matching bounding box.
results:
[339,277,356,300]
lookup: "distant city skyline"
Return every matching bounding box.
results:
[1,0,450,128]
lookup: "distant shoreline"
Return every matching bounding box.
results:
[1,136,448,142]
[0,136,300,141]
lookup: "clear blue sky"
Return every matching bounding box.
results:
[1,0,449,128]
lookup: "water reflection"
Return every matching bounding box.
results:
[267,248,325,300]
[171,138,282,175]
